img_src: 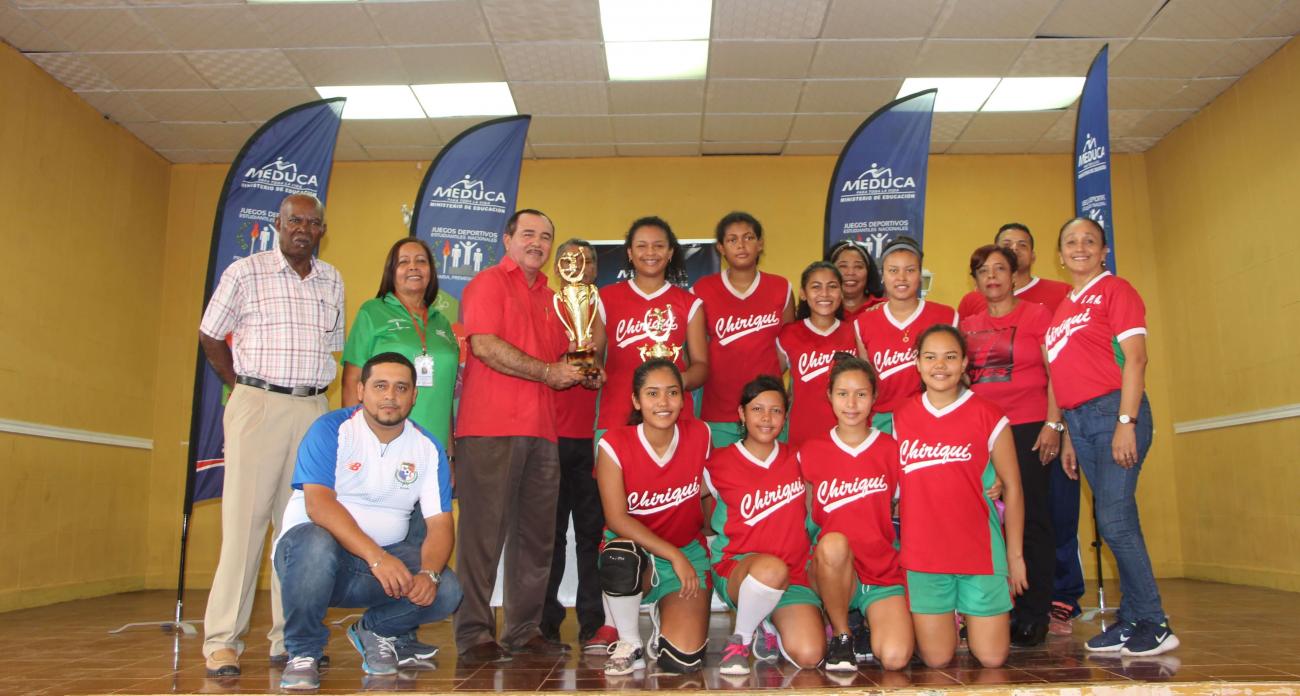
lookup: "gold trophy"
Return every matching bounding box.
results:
[638,307,682,362]
[553,249,601,377]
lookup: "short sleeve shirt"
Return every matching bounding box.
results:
[776,319,858,449]
[1046,272,1147,409]
[704,442,812,585]
[959,300,1053,425]
[555,384,599,440]
[598,419,711,548]
[854,300,958,415]
[692,271,790,421]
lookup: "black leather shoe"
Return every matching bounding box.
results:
[1011,620,1048,648]
[460,641,514,665]
[509,635,571,655]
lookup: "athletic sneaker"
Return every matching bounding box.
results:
[1121,618,1180,656]
[824,634,856,672]
[347,621,399,675]
[1085,619,1137,652]
[851,624,873,662]
[751,621,780,663]
[604,641,645,676]
[583,625,618,654]
[720,635,752,675]
[1049,601,1079,635]
[279,656,320,691]
[394,632,439,665]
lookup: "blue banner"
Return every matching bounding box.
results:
[824,89,936,260]
[186,99,345,503]
[410,116,531,301]
[591,240,720,289]
[1074,45,1116,271]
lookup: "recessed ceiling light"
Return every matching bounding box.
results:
[982,77,1086,111]
[897,78,1000,112]
[314,85,426,120]
[599,0,712,41]
[411,82,518,118]
[606,40,709,81]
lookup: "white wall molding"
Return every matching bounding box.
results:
[1173,402,1300,434]
[0,417,152,450]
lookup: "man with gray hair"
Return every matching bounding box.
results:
[197,193,346,677]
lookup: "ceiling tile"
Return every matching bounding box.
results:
[612,114,702,142]
[498,42,606,82]
[510,82,608,115]
[796,79,903,113]
[929,140,953,153]
[1112,137,1160,152]
[480,0,601,42]
[284,47,406,86]
[930,112,974,141]
[821,0,945,39]
[1029,139,1072,153]
[331,131,370,161]
[933,0,1058,38]
[249,3,384,48]
[134,5,273,50]
[74,90,153,122]
[1040,107,1078,140]
[363,146,443,162]
[26,52,116,91]
[84,52,209,89]
[705,80,802,113]
[531,143,616,158]
[788,113,865,141]
[1008,39,1122,76]
[712,0,830,39]
[22,7,166,51]
[123,121,184,150]
[0,3,69,51]
[340,119,440,148]
[782,141,842,155]
[1158,77,1236,110]
[708,41,816,79]
[431,116,498,142]
[1249,1,1300,37]
[1108,108,1153,137]
[1127,109,1196,138]
[809,40,923,78]
[615,143,700,157]
[221,88,322,122]
[1142,0,1282,39]
[127,90,241,122]
[365,1,490,44]
[703,114,792,140]
[1109,78,1188,109]
[1200,37,1289,77]
[702,141,783,155]
[959,112,1059,140]
[1036,0,1165,38]
[528,115,614,144]
[156,149,238,164]
[185,50,305,90]
[946,140,1038,154]
[162,121,258,149]
[911,39,1028,76]
[394,45,505,84]
[1109,39,1233,79]
[608,80,705,114]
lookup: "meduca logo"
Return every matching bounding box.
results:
[241,157,319,195]
[429,174,508,213]
[839,162,917,204]
[1077,133,1107,177]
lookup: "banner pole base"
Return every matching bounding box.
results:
[108,619,202,636]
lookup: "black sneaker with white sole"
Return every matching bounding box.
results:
[824,633,856,672]
[394,631,439,665]
[1086,619,1137,652]
[1121,618,1180,656]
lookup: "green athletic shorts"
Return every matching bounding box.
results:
[601,533,711,606]
[850,581,906,614]
[905,570,1012,616]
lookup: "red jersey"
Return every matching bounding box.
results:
[855,300,958,415]
[1046,272,1147,410]
[799,428,904,587]
[842,296,886,327]
[597,419,711,548]
[597,280,703,429]
[893,391,1009,576]
[554,384,598,439]
[693,271,791,421]
[776,319,858,449]
[958,276,1071,319]
[705,441,811,585]
[959,300,1053,425]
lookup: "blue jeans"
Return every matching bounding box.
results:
[275,523,464,659]
[1062,390,1164,624]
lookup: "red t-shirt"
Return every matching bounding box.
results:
[1046,272,1147,410]
[705,441,811,585]
[959,300,1053,425]
[597,419,710,548]
[457,256,568,441]
[893,391,1010,576]
[554,384,599,439]
[799,428,904,587]
[693,271,790,421]
[776,319,859,449]
[597,280,703,430]
[958,276,1072,319]
[854,300,958,415]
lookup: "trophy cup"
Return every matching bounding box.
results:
[638,307,683,362]
[552,249,601,378]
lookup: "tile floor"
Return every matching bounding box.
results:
[2,578,1298,694]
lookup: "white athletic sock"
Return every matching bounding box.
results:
[606,593,643,648]
[734,575,784,645]
[601,593,615,628]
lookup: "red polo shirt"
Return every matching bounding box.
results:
[456,255,568,441]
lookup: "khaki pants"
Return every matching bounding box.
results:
[203,385,327,658]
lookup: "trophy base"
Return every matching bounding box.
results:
[565,349,601,379]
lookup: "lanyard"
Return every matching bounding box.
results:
[403,304,428,355]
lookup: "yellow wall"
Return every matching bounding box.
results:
[1144,37,1300,591]
[0,43,171,611]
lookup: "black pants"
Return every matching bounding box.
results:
[540,437,606,642]
[1010,422,1056,625]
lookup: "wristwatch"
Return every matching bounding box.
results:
[1117,414,1137,425]
[1044,421,1065,433]
[420,569,441,585]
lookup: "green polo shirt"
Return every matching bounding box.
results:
[343,293,459,444]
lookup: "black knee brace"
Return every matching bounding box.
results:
[654,636,705,674]
[599,539,647,597]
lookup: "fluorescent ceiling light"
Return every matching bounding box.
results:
[898,78,1000,112]
[411,82,517,118]
[982,77,1085,111]
[315,85,426,119]
[606,40,709,81]
[599,0,712,41]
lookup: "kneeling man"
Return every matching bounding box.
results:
[274,352,462,690]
